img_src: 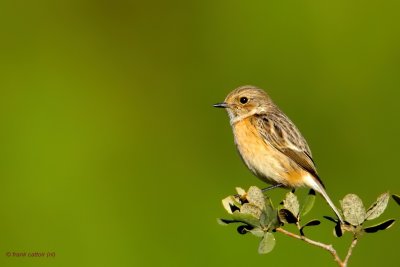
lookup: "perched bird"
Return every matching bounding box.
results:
[214,85,343,222]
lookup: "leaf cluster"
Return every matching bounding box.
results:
[218,187,400,255]
[325,192,395,237]
[219,187,320,254]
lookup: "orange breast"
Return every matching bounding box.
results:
[232,118,307,188]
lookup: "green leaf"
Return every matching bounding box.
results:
[279,209,298,224]
[264,196,274,210]
[322,216,343,237]
[247,186,265,210]
[340,194,366,226]
[261,197,277,228]
[304,219,321,227]
[217,218,247,225]
[235,187,246,196]
[300,220,321,236]
[258,232,276,254]
[323,216,338,223]
[364,219,395,233]
[392,194,400,206]
[283,192,300,217]
[237,225,253,234]
[222,196,241,214]
[241,203,262,218]
[334,222,343,237]
[365,192,390,220]
[250,227,265,237]
[300,189,316,217]
[217,218,230,225]
[232,207,261,227]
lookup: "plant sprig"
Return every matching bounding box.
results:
[218,186,399,267]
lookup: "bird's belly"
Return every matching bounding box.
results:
[233,119,302,186]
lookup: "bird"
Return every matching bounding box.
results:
[214,85,343,222]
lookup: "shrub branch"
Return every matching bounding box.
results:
[219,187,398,266]
[276,227,357,267]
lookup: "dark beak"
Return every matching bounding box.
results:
[213,102,229,108]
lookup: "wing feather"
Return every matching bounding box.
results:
[252,113,324,187]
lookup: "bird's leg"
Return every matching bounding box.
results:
[261,183,284,193]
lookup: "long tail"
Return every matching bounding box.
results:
[304,174,344,222]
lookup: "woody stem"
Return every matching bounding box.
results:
[343,238,358,266]
[275,227,345,266]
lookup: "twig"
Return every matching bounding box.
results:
[343,238,358,266]
[275,227,357,267]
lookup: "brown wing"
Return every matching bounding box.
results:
[252,113,324,187]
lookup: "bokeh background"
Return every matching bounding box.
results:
[1,0,399,266]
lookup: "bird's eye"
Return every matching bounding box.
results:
[239,97,248,104]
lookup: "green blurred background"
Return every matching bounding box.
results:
[1,0,399,266]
